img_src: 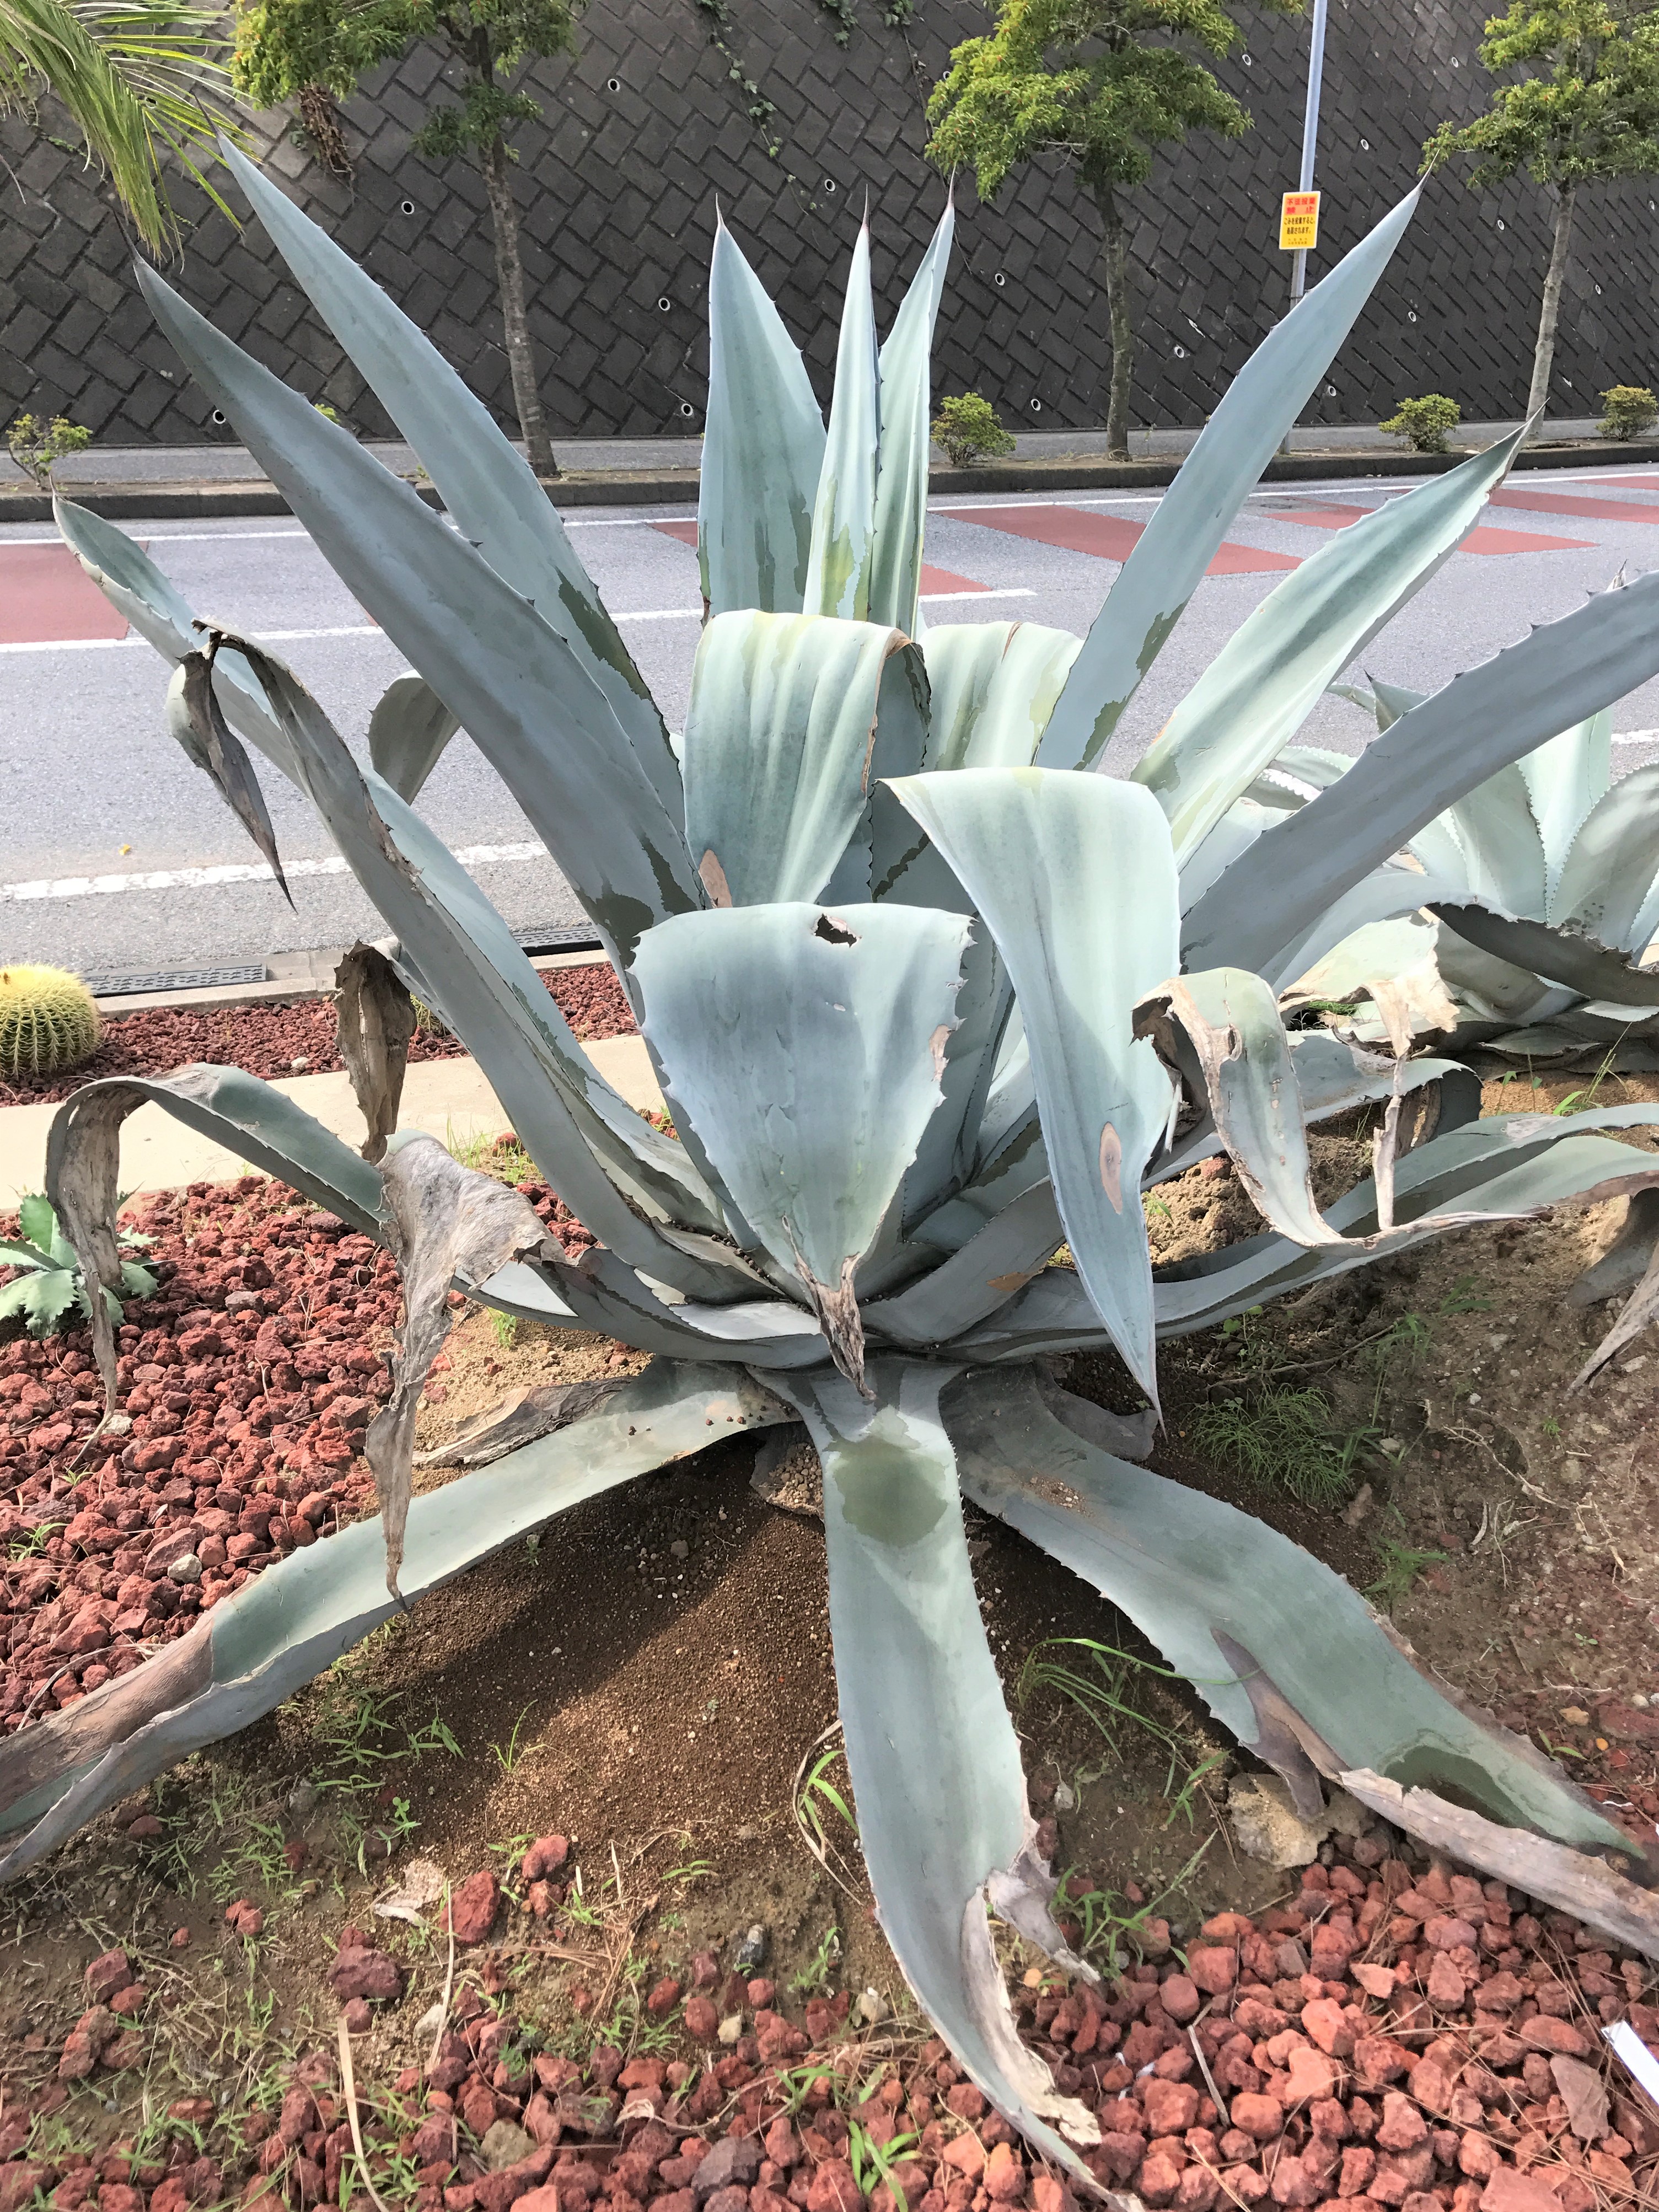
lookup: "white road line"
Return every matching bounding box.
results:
[1613,728,1659,744]
[0,623,388,656]
[1,838,546,905]
[921,587,1038,602]
[0,586,1038,654]
[0,529,312,547]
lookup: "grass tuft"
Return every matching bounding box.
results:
[1193,1386,1370,1507]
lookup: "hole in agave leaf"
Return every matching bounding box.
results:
[814,914,859,947]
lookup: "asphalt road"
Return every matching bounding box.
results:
[6,461,1659,983]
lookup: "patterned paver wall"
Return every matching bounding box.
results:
[4,0,1657,445]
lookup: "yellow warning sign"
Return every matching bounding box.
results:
[1279,191,1320,251]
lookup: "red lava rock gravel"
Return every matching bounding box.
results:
[0,962,636,1107]
[6,1828,1657,2212]
[0,1173,595,1731]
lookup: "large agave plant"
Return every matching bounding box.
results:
[1302,680,1659,1066]
[11,149,1659,2168]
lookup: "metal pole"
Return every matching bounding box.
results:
[1288,0,1329,311]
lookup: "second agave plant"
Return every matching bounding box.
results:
[8,146,1659,2176]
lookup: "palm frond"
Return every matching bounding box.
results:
[0,0,240,249]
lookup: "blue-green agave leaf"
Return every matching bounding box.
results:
[1522,708,1612,888]
[368,674,462,805]
[772,1361,1100,2179]
[1551,761,1659,947]
[133,264,704,962]
[1037,190,1420,771]
[630,903,970,1389]
[804,221,879,621]
[699,218,826,617]
[921,622,1082,772]
[1265,866,1470,997]
[47,1069,383,1236]
[867,198,954,637]
[681,611,909,908]
[1135,970,1354,1245]
[214,636,743,1298]
[1181,568,1659,978]
[373,786,733,1257]
[1429,905,1659,1007]
[954,1109,1659,1355]
[944,1366,1643,1875]
[822,645,932,906]
[0,1364,792,1871]
[1153,1109,1659,1334]
[1134,429,1527,863]
[1152,1032,1477,1186]
[217,138,681,824]
[860,782,1011,1223]
[533,1250,835,1368]
[888,769,1178,1404]
[54,498,298,785]
[863,1182,1064,1347]
[1442,765,1547,918]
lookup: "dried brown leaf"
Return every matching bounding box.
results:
[335,942,416,1163]
[368,1136,560,1594]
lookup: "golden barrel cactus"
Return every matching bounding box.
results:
[0,965,102,1081]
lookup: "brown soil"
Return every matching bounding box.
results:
[0,964,636,1107]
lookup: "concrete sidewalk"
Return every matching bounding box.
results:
[0,416,1617,492]
[6,416,1647,520]
[0,1035,663,1207]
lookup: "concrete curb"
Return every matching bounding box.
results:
[10,440,1659,523]
[0,1035,663,1206]
[89,945,606,1017]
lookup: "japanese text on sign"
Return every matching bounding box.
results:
[1279,191,1320,250]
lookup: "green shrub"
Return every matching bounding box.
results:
[931,391,1016,468]
[6,414,90,489]
[1378,394,1461,454]
[1598,384,1657,440]
[0,965,101,1081]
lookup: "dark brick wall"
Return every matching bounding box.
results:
[4,0,1657,445]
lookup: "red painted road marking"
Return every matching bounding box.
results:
[1271,502,1592,554]
[918,564,989,594]
[1484,485,1659,524]
[0,544,131,644]
[649,519,987,594]
[1577,475,1659,490]
[949,504,1300,575]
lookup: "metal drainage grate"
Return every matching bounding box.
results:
[512,926,605,957]
[85,929,603,1000]
[85,963,267,998]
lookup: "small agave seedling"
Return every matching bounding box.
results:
[0,1195,154,1335]
[1306,679,1659,1067]
[9,146,1659,2170]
